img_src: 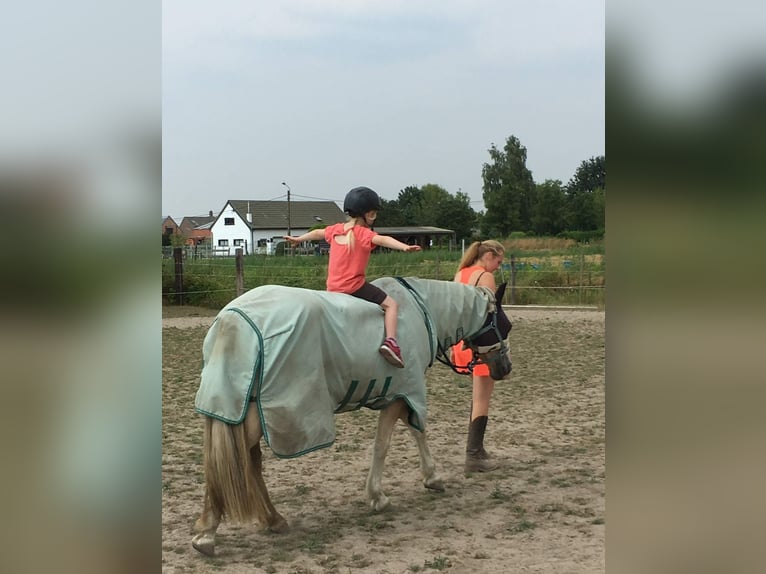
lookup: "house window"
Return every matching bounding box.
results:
[224,217,235,225]
[233,239,243,246]
[164,226,174,235]
[218,239,229,247]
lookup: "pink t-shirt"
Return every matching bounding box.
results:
[324,223,378,293]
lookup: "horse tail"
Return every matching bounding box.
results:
[202,411,271,525]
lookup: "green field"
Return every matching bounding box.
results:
[162,237,604,309]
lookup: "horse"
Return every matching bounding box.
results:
[191,276,512,556]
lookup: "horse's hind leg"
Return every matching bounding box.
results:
[366,400,404,511]
[248,440,288,533]
[192,490,222,556]
[405,423,445,492]
[192,419,222,556]
[242,404,289,533]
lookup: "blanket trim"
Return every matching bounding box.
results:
[193,308,264,425]
[394,277,436,367]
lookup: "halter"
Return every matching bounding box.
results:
[434,307,508,375]
[395,277,509,376]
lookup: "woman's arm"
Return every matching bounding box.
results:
[475,270,497,290]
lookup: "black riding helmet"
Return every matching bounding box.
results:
[343,186,382,217]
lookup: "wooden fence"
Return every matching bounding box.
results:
[166,247,604,308]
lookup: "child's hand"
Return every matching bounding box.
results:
[283,236,298,244]
[405,245,422,252]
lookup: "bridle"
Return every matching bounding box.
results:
[394,277,511,378]
[434,308,509,375]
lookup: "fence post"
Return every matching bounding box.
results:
[579,252,585,305]
[510,254,516,305]
[235,248,244,297]
[173,247,184,305]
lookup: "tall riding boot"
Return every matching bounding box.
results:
[465,415,499,473]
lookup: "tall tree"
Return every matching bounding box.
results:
[376,184,477,242]
[422,184,476,242]
[568,156,605,192]
[481,136,536,237]
[532,179,566,235]
[396,185,426,225]
[565,155,606,231]
[378,198,406,226]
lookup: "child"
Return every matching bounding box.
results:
[284,186,421,367]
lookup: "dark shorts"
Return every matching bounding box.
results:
[349,281,387,306]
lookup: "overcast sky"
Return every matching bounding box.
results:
[162,0,604,221]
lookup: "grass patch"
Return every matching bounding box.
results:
[294,484,312,495]
[508,519,537,534]
[423,555,451,570]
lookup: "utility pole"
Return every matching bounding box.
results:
[281,181,292,236]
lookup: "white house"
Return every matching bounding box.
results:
[209,199,346,255]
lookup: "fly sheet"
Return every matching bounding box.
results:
[194,277,493,458]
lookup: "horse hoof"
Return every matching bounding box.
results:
[268,514,289,533]
[192,533,215,556]
[424,478,445,492]
[370,494,390,512]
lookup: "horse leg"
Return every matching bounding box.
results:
[366,400,404,511]
[192,488,221,556]
[192,404,285,556]
[192,418,223,556]
[248,439,288,533]
[405,422,445,492]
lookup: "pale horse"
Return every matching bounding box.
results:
[191,276,512,556]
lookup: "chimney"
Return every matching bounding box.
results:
[246,201,252,223]
[209,210,213,217]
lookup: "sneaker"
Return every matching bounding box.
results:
[379,337,405,368]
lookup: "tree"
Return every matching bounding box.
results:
[378,198,406,226]
[568,155,605,193]
[376,184,477,243]
[481,136,536,237]
[421,184,476,242]
[397,186,426,225]
[565,155,606,231]
[531,179,566,236]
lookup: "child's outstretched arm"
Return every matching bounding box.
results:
[283,229,325,244]
[372,235,422,252]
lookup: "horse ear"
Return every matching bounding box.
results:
[495,282,507,304]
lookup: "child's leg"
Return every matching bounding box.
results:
[379,295,398,340]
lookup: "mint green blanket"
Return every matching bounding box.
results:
[194,277,494,458]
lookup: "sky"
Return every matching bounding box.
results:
[161,0,605,221]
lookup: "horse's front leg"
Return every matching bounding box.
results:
[366,400,405,511]
[406,425,445,492]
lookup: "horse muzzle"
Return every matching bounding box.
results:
[475,342,512,381]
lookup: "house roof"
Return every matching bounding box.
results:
[228,200,346,229]
[179,215,216,233]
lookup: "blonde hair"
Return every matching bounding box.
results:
[343,216,365,251]
[457,240,505,270]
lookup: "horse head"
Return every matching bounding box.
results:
[463,282,512,380]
